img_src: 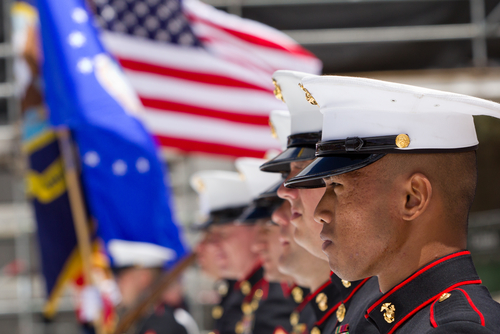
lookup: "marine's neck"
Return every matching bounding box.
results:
[377,242,463,293]
[300,265,331,292]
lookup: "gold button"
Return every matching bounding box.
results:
[242,302,252,315]
[311,326,321,334]
[240,280,251,295]
[336,303,346,322]
[216,281,229,296]
[298,83,318,106]
[316,292,328,312]
[341,280,351,288]
[438,292,451,302]
[251,299,259,311]
[235,321,244,334]
[381,302,396,324]
[295,324,307,333]
[212,305,223,319]
[254,288,264,300]
[292,286,304,303]
[395,134,410,148]
[290,311,299,326]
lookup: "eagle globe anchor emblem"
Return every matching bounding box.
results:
[380,303,396,323]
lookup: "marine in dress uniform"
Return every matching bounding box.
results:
[261,71,381,334]
[235,157,309,334]
[266,110,337,334]
[285,75,500,333]
[190,170,258,334]
[109,240,199,334]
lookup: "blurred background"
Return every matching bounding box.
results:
[1,0,500,333]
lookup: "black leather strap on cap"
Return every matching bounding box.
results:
[316,135,399,156]
[287,131,321,148]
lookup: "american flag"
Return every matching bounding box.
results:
[92,0,322,158]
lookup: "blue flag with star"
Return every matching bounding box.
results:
[36,0,187,267]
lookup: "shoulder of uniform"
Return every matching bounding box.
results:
[427,321,497,334]
[430,286,500,330]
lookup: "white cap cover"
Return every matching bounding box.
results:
[260,71,322,173]
[108,239,176,268]
[190,170,252,215]
[300,75,500,150]
[235,157,283,199]
[273,70,322,135]
[269,110,291,151]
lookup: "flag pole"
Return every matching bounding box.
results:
[113,252,197,334]
[56,127,106,334]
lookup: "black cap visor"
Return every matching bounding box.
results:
[285,154,386,189]
[191,205,247,231]
[257,179,283,199]
[259,146,316,173]
[238,198,283,223]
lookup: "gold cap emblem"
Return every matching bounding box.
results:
[298,83,318,106]
[316,292,328,312]
[193,177,205,193]
[381,302,396,323]
[336,303,346,322]
[212,305,224,319]
[341,280,351,288]
[438,292,451,302]
[273,79,285,102]
[311,326,321,334]
[242,302,252,315]
[290,311,299,326]
[241,280,251,295]
[269,119,278,139]
[292,286,304,303]
[395,134,410,148]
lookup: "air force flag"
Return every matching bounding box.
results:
[36,0,187,266]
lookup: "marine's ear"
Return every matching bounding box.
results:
[402,172,432,221]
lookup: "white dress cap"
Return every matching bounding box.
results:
[108,239,176,268]
[190,170,252,215]
[300,75,500,150]
[260,71,321,173]
[285,75,500,189]
[269,110,291,151]
[235,157,282,200]
[273,70,322,135]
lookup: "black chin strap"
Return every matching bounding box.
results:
[316,135,400,156]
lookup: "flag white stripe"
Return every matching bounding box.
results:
[195,23,322,74]
[102,32,276,90]
[184,0,302,48]
[140,108,280,150]
[126,70,285,116]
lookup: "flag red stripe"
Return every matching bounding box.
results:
[155,135,266,158]
[118,58,269,92]
[140,97,270,126]
[187,13,316,58]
